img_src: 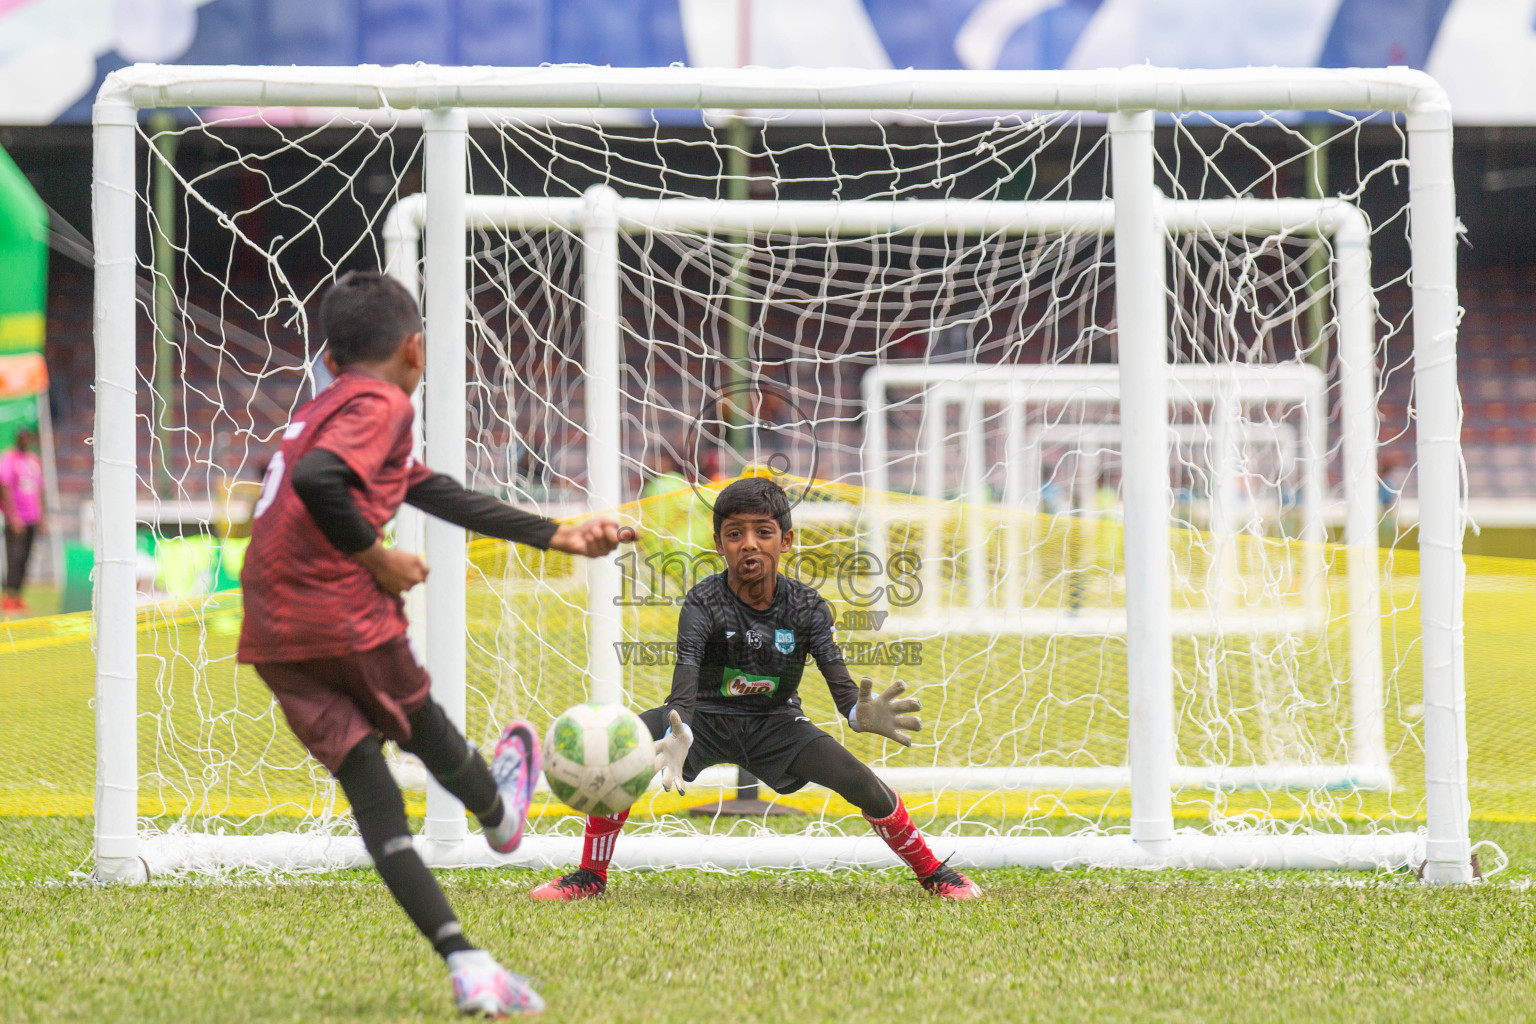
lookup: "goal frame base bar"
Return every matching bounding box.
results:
[687,764,1394,792]
[880,609,1326,637]
[122,830,1427,879]
[391,758,1394,795]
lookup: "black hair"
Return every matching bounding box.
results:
[712,476,792,536]
[320,271,422,366]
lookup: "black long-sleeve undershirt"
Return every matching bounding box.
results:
[290,449,377,553]
[402,471,560,548]
[290,448,559,556]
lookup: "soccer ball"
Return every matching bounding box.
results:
[543,702,656,816]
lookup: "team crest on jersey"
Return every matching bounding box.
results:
[774,629,795,655]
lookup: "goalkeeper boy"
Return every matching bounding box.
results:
[238,271,630,1017]
[530,476,981,902]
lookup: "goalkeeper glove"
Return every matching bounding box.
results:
[653,709,692,793]
[851,677,922,747]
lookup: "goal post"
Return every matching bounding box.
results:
[420,107,471,856]
[91,64,1471,884]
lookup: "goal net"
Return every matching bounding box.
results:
[84,65,1472,882]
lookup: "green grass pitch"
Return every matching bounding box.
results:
[7,536,1536,1021]
[3,816,1536,1023]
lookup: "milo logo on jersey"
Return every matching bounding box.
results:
[721,667,780,697]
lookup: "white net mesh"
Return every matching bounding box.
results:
[87,102,1445,871]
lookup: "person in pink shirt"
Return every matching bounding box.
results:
[0,427,44,613]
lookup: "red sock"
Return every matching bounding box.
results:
[579,810,629,880]
[865,798,942,878]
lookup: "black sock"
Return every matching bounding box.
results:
[401,701,502,825]
[787,735,899,818]
[337,736,475,960]
[376,836,475,958]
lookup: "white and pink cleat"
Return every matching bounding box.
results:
[447,949,545,1017]
[485,720,541,854]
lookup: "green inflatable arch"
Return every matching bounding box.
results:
[0,144,47,447]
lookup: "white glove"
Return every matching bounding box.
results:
[653,710,692,793]
[852,677,923,747]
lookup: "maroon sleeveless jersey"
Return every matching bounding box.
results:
[238,371,430,663]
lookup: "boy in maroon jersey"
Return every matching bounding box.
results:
[239,271,629,1017]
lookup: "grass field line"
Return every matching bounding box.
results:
[0,573,597,655]
[0,599,242,655]
[10,791,1523,824]
[3,862,1533,891]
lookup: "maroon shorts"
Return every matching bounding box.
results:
[253,636,432,774]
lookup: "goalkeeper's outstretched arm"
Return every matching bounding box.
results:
[804,600,922,746]
[659,594,709,727]
[804,600,861,723]
[652,594,708,793]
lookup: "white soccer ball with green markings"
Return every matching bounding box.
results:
[543,702,656,816]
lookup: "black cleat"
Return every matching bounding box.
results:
[919,863,983,900]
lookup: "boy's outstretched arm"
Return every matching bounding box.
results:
[660,597,707,728]
[816,649,922,747]
[546,517,634,557]
[851,678,922,747]
[292,450,632,591]
[649,594,710,792]
[403,464,634,555]
[652,708,691,793]
[805,601,921,746]
[805,601,861,723]
[654,662,697,792]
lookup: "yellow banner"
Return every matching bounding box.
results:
[0,312,43,358]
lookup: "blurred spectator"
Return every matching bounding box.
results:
[1379,449,1409,510]
[702,445,728,485]
[641,448,711,552]
[0,427,44,613]
[642,448,689,497]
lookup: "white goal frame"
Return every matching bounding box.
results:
[381,193,1385,803]
[864,361,1333,637]
[91,65,1470,883]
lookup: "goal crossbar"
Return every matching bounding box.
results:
[96,63,1447,116]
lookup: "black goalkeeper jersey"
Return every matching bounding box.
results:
[661,572,859,725]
